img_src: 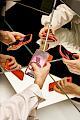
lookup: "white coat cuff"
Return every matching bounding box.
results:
[29,84,44,99]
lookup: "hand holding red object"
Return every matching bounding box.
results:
[52,77,80,95]
[49,77,72,92]
[63,53,80,75]
[0,31,25,45]
[5,59,24,80]
[42,32,58,42]
[7,34,32,51]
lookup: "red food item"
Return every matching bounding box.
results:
[5,60,24,80]
[49,82,56,92]
[11,70,24,80]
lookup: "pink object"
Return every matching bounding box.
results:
[25,49,52,77]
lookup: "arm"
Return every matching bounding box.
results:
[0,62,50,119]
[41,4,75,31]
[0,84,42,120]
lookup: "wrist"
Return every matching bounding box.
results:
[35,79,44,89]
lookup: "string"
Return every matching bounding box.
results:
[17,2,49,15]
[43,0,57,51]
[4,1,80,113]
[50,58,62,63]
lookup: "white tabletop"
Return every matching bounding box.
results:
[4,68,76,109]
[0,74,15,103]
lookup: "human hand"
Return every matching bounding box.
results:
[0,31,25,45]
[7,34,32,51]
[39,26,49,39]
[39,26,58,50]
[39,25,54,39]
[54,77,80,96]
[0,54,21,71]
[63,53,80,75]
[31,62,51,89]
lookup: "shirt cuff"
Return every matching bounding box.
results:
[29,84,44,99]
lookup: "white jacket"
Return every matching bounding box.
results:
[41,4,80,53]
[0,84,43,120]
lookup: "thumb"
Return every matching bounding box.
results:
[8,33,16,43]
[31,62,39,71]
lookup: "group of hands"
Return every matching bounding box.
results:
[0,27,80,95]
[39,25,80,96]
[0,30,50,89]
[39,25,80,76]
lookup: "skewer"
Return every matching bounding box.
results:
[43,0,57,51]
[16,2,49,15]
[50,58,62,63]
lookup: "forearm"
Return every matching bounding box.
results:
[0,84,43,119]
[41,4,75,31]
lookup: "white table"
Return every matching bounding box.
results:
[4,68,76,109]
[0,73,80,120]
[0,74,15,103]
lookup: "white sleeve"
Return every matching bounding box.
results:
[41,4,76,30]
[0,84,44,120]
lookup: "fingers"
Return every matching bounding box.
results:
[54,78,68,94]
[39,26,48,38]
[53,77,80,95]
[5,56,21,71]
[39,29,45,38]
[31,63,39,71]
[7,31,16,43]
[31,62,51,71]
[54,84,62,93]
[8,61,21,71]
[8,56,16,65]
[31,62,50,89]
[63,57,80,74]
[9,64,21,71]
[11,32,25,38]
[0,31,25,45]
[4,31,25,45]
[44,62,51,71]
[9,32,25,43]
[63,57,79,64]
[63,58,73,64]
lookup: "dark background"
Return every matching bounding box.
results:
[0,0,62,66]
